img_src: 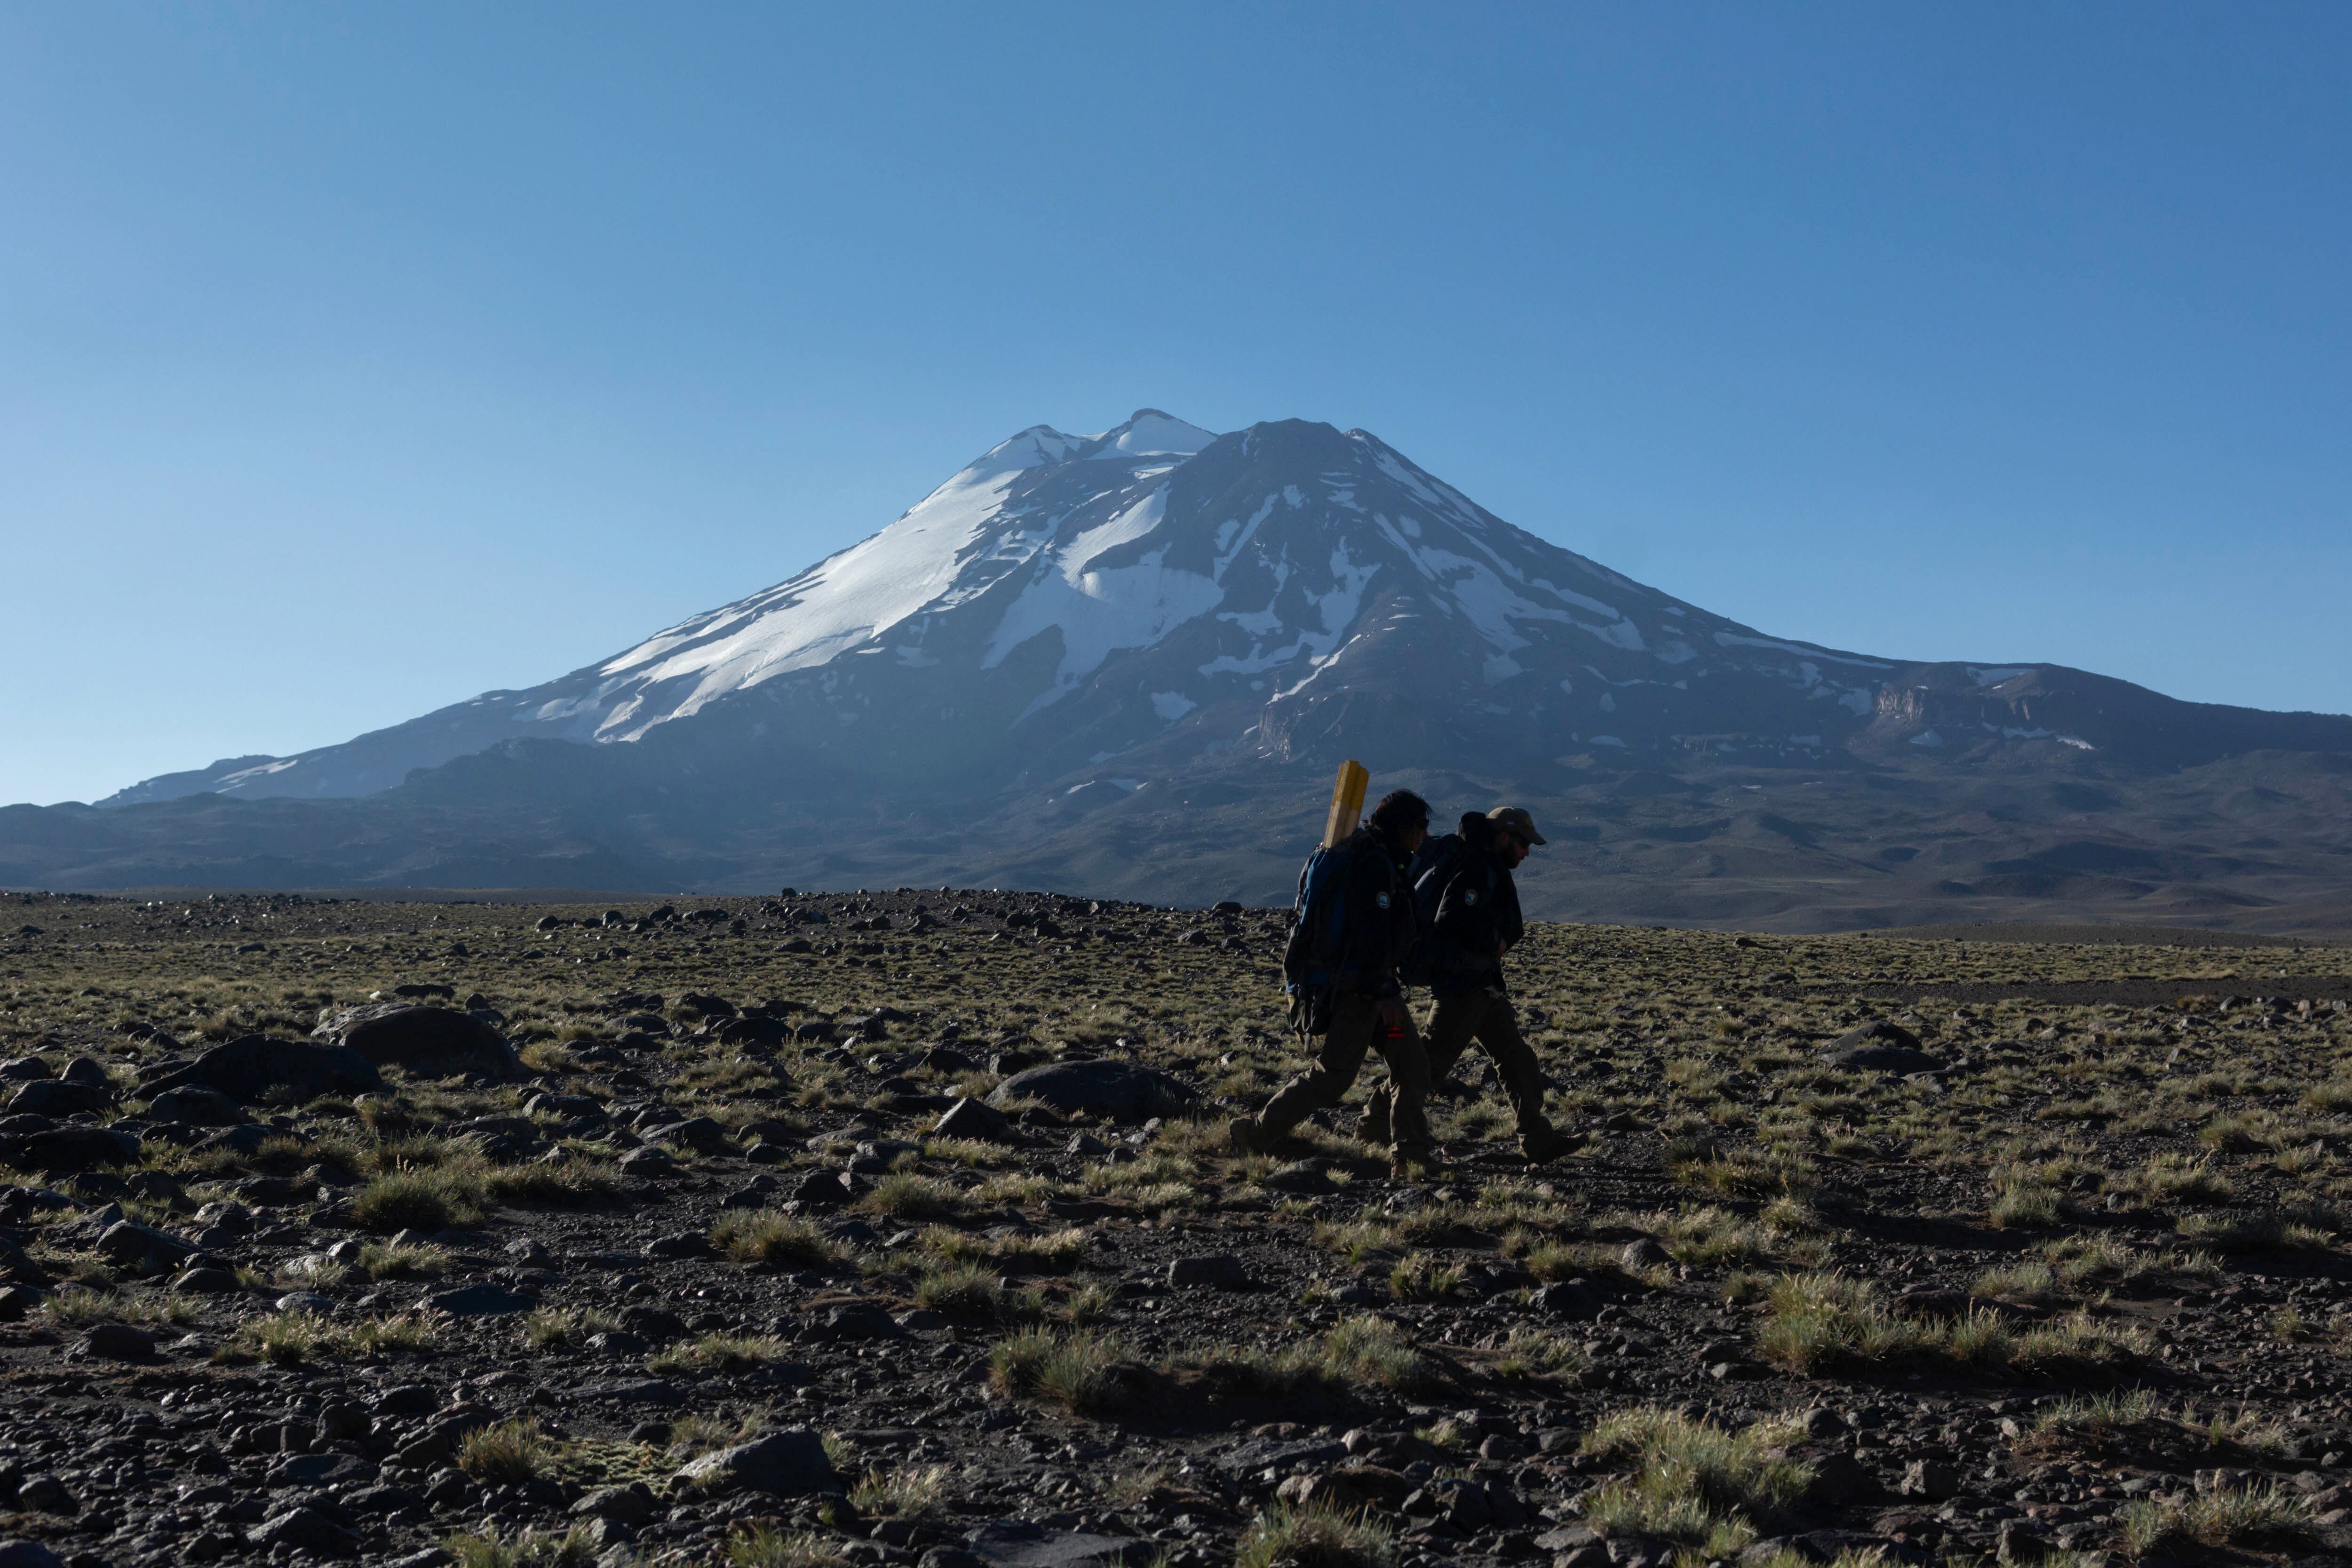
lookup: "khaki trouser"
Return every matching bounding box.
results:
[1372,987,1553,1139]
[1257,988,1432,1155]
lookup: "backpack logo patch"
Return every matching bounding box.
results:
[1465,890,1479,906]
[1375,891,1391,909]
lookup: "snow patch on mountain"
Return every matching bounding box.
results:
[593,465,1025,739]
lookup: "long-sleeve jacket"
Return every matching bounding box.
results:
[1424,839,1525,997]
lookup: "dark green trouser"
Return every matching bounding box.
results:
[1257,989,1432,1155]
[1373,987,1553,1139]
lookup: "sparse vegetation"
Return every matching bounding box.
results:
[1236,1502,1396,1568]
[1580,1404,1812,1551]
[10,887,2352,1568]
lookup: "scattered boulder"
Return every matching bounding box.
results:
[143,1034,381,1103]
[246,1505,358,1555]
[671,1428,839,1496]
[791,1170,851,1209]
[572,1482,658,1523]
[817,1302,904,1341]
[986,1059,1199,1123]
[934,1096,1015,1144]
[1821,1021,1944,1076]
[78,1323,155,1361]
[427,1284,536,1317]
[962,1521,1144,1568]
[1621,1238,1671,1272]
[644,1117,734,1156]
[1531,1280,1599,1318]
[1899,1458,1963,1500]
[0,1126,139,1173]
[0,1234,42,1283]
[1167,1254,1251,1290]
[1259,1161,1337,1195]
[173,1267,240,1295]
[0,1542,66,1568]
[144,1086,244,1125]
[96,1220,197,1271]
[617,1146,677,1178]
[6,1079,111,1118]
[313,1004,523,1080]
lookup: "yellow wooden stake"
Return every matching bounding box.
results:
[1323,759,1370,847]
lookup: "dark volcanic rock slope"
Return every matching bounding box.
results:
[3,890,2352,1566]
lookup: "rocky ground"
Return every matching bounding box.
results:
[0,889,2350,1568]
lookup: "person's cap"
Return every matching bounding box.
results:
[1488,805,1547,846]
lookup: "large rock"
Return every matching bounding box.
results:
[0,1126,140,1173]
[96,1220,197,1271]
[314,1005,523,1080]
[643,1117,734,1156]
[986,1060,1200,1123]
[79,1322,156,1361]
[143,1034,381,1103]
[1820,1021,1944,1076]
[427,1284,536,1317]
[671,1428,839,1496]
[963,1522,1147,1568]
[933,1096,1015,1144]
[0,1234,44,1283]
[6,1080,111,1118]
[1166,1254,1251,1290]
[144,1086,246,1125]
[246,1505,358,1555]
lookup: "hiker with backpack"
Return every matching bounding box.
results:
[1366,804,1578,1164]
[1230,789,1442,1178]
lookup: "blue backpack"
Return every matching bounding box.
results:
[1282,839,1361,1035]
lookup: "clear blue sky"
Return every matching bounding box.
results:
[6,3,2348,806]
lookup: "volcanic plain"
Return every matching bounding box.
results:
[0,889,2350,1568]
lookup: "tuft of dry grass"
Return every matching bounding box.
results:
[710,1209,845,1269]
[1579,1404,1812,1552]
[1756,1271,2145,1377]
[1235,1501,1396,1568]
[989,1326,1132,1414]
[457,1417,555,1484]
[2120,1484,2314,1555]
[224,1309,439,1366]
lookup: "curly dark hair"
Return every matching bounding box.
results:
[1367,789,1431,836]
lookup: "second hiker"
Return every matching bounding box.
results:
[1367,804,1578,1163]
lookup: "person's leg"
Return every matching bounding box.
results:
[1376,1006,1437,1166]
[1470,992,1552,1137]
[1422,993,1476,1087]
[1251,992,1375,1141]
[1365,996,1462,1146]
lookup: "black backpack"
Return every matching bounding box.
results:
[1398,833,1469,987]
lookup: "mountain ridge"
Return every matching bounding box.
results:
[15,409,2351,931]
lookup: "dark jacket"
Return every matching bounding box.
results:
[1425,834,1525,997]
[1324,824,1419,1000]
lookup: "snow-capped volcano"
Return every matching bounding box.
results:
[104,409,2352,811]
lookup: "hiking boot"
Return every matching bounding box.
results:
[1226,1115,1271,1155]
[1521,1125,1580,1165]
[1388,1147,1446,1181]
